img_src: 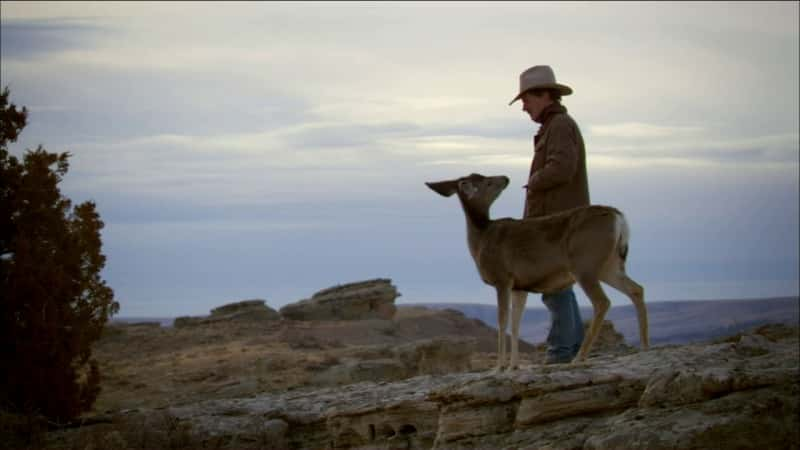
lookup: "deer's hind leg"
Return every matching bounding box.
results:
[573,276,611,363]
[601,271,648,350]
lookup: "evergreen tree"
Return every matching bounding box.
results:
[1,87,119,422]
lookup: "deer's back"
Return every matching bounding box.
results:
[473,205,624,292]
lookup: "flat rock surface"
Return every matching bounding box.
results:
[102,325,798,449]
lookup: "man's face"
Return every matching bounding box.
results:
[521,91,552,123]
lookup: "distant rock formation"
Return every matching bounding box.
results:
[155,324,797,449]
[279,278,399,321]
[174,299,280,327]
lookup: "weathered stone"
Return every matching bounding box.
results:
[117,326,798,449]
[517,381,642,425]
[280,279,400,321]
[312,359,410,386]
[435,402,517,444]
[210,299,275,316]
[172,316,204,328]
[312,337,476,387]
[638,366,743,408]
[585,319,629,351]
[328,400,440,449]
[173,299,279,327]
[735,333,773,356]
[394,337,475,375]
[263,419,289,448]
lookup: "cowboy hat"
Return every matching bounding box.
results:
[509,65,572,105]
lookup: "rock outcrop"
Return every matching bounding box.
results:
[135,325,800,449]
[311,337,477,386]
[280,279,399,321]
[174,299,280,327]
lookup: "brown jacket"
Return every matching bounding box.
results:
[524,103,590,218]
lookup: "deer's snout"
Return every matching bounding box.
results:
[488,176,510,189]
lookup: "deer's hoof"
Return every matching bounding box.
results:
[569,356,589,366]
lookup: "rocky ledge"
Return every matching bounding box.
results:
[126,324,799,449]
[174,299,280,327]
[280,279,400,321]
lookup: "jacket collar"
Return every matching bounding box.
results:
[535,102,567,135]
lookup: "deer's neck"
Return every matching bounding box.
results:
[461,200,491,259]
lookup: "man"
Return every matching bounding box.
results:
[509,65,590,364]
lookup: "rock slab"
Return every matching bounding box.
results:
[174,299,280,327]
[280,279,400,321]
[152,325,798,449]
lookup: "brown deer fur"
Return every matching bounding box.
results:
[426,173,649,369]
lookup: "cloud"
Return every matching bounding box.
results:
[590,122,704,139]
[420,153,529,167]
[0,18,107,60]
[52,111,796,223]
[587,121,799,167]
[278,122,421,150]
[2,2,797,315]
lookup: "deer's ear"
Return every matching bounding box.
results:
[425,180,458,197]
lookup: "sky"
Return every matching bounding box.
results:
[1,1,798,317]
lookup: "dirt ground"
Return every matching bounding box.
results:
[91,306,541,413]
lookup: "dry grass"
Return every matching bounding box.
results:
[2,306,526,449]
[90,307,508,412]
[2,306,682,449]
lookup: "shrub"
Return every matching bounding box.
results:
[0,87,119,423]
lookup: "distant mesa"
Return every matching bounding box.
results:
[174,299,280,328]
[279,278,400,321]
[209,299,274,317]
[172,278,400,327]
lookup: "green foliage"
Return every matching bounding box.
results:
[0,87,119,423]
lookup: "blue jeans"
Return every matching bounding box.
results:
[542,286,584,362]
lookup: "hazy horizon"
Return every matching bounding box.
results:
[111,295,799,321]
[2,2,798,317]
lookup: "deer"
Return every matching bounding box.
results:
[425,173,648,371]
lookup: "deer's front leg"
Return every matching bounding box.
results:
[509,290,528,370]
[494,285,511,372]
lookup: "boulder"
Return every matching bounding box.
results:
[279,279,399,321]
[174,299,280,328]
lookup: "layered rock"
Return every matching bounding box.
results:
[584,319,628,350]
[280,279,399,321]
[394,336,475,376]
[150,325,798,449]
[311,337,477,386]
[174,299,280,327]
